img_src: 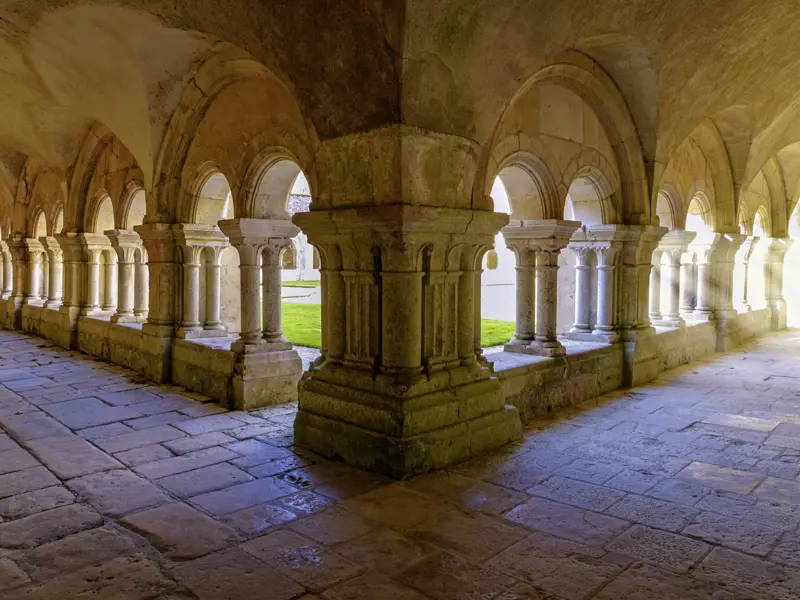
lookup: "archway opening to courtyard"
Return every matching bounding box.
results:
[88,195,117,315]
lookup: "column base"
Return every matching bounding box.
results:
[110,312,138,324]
[690,310,715,322]
[653,316,685,328]
[563,328,619,344]
[294,365,522,479]
[230,343,303,410]
[504,339,566,357]
[44,300,62,310]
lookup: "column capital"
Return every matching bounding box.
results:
[22,237,45,258]
[501,219,581,252]
[691,232,746,263]
[656,230,696,265]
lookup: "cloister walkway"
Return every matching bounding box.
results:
[0,329,799,599]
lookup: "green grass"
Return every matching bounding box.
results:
[479,318,516,347]
[282,302,514,349]
[282,280,321,288]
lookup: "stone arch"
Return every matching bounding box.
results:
[29,207,47,239]
[564,166,618,225]
[120,183,147,230]
[86,192,115,234]
[655,183,682,230]
[486,150,560,220]
[480,50,647,224]
[154,49,316,224]
[241,152,311,220]
[190,169,234,225]
[51,205,64,236]
[68,123,144,233]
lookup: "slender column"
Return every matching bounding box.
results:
[84,249,101,313]
[134,254,149,319]
[593,246,618,334]
[235,243,264,346]
[457,261,477,367]
[261,249,285,342]
[46,248,63,308]
[693,259,713,317]
[40,254,49,302]
[570,247,592,332]
[102,254,117,311]
[179,246,202,334]
[512,248,536,342]
[534,249,562,347]
[662,258,681,321]
[381,268,424,374]
[23,242,43,305]
[680,258,696,316]
[107,231,142,322]
[205,260,223,330]
[648,260,661,320]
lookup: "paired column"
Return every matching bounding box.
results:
[173,225,230,338]
[43,239,63,308]
[649,254,662,321]
[593,246,619,337]
[22,239,45,305]
[134,250,149,320]
[652,230,695,327]
[733,236,759,313]
[690,234,744,322]
[570,246,594,333]
[107,230,142,323]
[502,220,579,357]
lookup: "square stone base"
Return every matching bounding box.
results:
[504,339,566,357]
[294,372,522,479]
[231,347,303,410]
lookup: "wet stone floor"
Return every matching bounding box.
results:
[1,330,800,599]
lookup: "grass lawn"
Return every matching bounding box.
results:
[282,280,321,288]
[282,302,514,349]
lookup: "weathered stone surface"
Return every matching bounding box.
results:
[2,555,175,600]
[42,398,142,430]
[504,496,630,547]
[675,461,765,494]
[0,467,59,499]
[605,494,698,531]
[398,551,516,600]
[0,504,103,549]
[174,414,242,436]
[337,527,434,577]
[0,412,70,441]
[289,505,373,546]
[190,477,297,515]
[67,470,172,517]
[0,558,29,592]
[489,531,628,600]
[0,447,39,475]
[242,529,363,592]
[20,526,145,582]
[158,463,253,498]
[133,446,238,479]
[405,471,527,515]
[162,432,235,455]
[76,422,133,441]
[120,503,239,559]
[172,547,303,600]
[528,475,626,511]
[94,425,187,454]
[222,502,297,537]
[594,563,727,599]
[606,524,711,572]
[682,511,785,556]
[0,486,74,520]
[24,435,122,479]
[324,571,430,600]
[113,444,174,467]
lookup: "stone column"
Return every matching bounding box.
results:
[134,250,149,320]
[23,239,45,305]
[680,256,696,317]
[218,218,303,409]
[733,236,758,313]
[84,249,101,315]
[293,204,521,478]
[40,253,49,303]
[648,257,661,321]
[178,245,202,337]
[570,246,594,334]
[593,245,619,338]
[107,230,141,323]
[134,224,178,383]
[102,253,117,311]
[691,234,744,322]
[764,238,792,329]
[173,225,229,337]
[5,237,27,328]
[502,220,579,356]
[653,230,695,327]
[204,251,225,331]
[261,247,286,342]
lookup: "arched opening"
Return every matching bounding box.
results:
[194,172,240,336]
[748,208,769,310]
[33,212,47,239]
[281,246,297,270]
[680,195,715,317]
[88,195,116,315]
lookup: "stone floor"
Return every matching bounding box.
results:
[1,331,800,599]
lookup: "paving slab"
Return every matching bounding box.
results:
[0,504,103,549]
[24,435,122,479]
[67,470,172,517]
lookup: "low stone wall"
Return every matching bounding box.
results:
[171,338,236,406]
[108,323,147,374]
[494,343,624,421]
[77,316,112,360]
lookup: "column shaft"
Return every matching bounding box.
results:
[182,260,201,329]
[534,255,559,343]
[595,265,615,331]
[514,265,536,341]
[573,264,592,331]
[116,261,135,317]
[648,263,661,319]
[205,263,222,329]
[134,259,148,318]
[102,258,117,310]
[261,262,283,341]
[663,262,681,320]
